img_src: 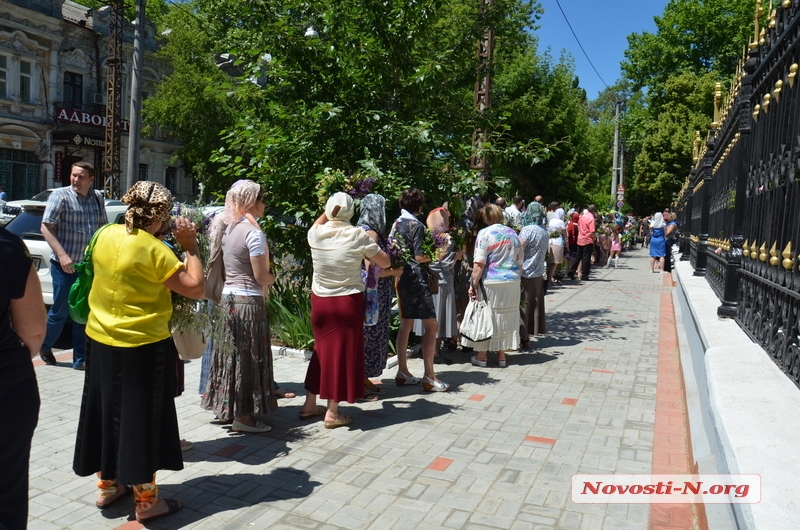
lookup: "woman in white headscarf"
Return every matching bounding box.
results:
[648,212,666,273]
[300,193,391,429]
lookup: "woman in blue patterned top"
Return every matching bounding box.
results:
[463,205,524,367]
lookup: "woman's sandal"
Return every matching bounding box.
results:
[135,498,183,523]
[324,414,353,429]
[395,371,421,386]
[95,485,131,509]
[298,405,326,420]
[357,391,379,403]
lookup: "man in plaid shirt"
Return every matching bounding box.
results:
[39,161,106,369]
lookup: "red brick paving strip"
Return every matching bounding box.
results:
[116,521,143,530]
[524,436,556,445]
[428,457,454,471]
[468,394,486,402]
[649,290,704,530]
[562,398,577,406]
[214,443,246,458]
[31,352,72,368]
[591,368,614,374]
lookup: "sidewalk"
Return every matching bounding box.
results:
[27,247,692,530]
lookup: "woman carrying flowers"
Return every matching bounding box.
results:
[413,206,462,355]
[356,194,403,398]
[390,188,450,392]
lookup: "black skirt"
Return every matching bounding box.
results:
[396,263,436,320]
[73,337,183,485]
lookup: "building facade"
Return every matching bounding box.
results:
[0,0,193,201]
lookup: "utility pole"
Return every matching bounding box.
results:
[103,0,124,199]
[470,0,494,176]
[610,100,621,205]
[125,0,146,192]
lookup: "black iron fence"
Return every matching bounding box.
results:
[675,1,800,386]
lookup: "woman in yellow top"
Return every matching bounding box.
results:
[72,182,204,524]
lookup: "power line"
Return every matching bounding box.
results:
[553,0,609,90]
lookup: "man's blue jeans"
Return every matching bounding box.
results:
[42,260,86,367]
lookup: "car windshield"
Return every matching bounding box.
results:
[30,190,53,201]
[5,209,44,238]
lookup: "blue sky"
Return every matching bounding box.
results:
[533,0,665,100]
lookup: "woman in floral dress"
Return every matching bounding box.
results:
[357,194,402,397]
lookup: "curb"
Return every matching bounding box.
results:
[271,345,400,371]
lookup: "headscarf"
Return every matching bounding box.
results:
[356,193,386,234]
[121,181,173,234]
[325,192,354,222]
[571,212,580,223]
[520,205,543,227]
[426,207,450,233]
[650,212,665,229]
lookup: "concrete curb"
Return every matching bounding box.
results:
[271,345,399,371]
[674,256,800,529]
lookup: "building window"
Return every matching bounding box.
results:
[138,163,148,181]
[0,56,7,99]
[165,167,177,194]
[63,71,83,109]
[19,61,32,103]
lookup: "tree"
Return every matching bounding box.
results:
[619,0,753,211]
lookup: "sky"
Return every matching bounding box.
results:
[533,0,666,101]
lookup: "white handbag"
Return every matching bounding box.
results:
[459,281,493,343]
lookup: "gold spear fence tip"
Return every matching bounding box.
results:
[789,64,798,88]
[744,239,750,257]
[774,79,783,103]
[783,1,792,10]
[770,242,779,266]
[759,242,768,262]
[783,242,795,270]
[751,240,759,258]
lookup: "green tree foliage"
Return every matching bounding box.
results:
[619,0,753,212]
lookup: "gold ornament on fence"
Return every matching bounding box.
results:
[774,79,783,103]
[769,242,779,266]
[789,64,799,89]
[782,241,794,270]
[744,239,750,257]
[759,242,768,262]
[751,240,759,259]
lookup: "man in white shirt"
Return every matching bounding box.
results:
[505,195,525,224]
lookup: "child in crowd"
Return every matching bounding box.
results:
[607,226,621,268]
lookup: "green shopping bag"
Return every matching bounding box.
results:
[68,224,113,324]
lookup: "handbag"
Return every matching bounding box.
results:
[424,265,439,295]
[204,244,225,304]
[68,223,114,325]
[459,281,493,343]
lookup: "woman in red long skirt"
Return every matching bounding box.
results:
[300,192,391,428]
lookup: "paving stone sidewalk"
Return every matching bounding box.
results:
[28,247,677,530]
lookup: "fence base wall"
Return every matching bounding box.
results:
[674,257,800,529]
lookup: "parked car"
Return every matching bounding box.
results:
[4,200,128,305]
[0,188,59,226]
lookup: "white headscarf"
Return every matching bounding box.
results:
[650,212,665,229]
[325,192,354,223]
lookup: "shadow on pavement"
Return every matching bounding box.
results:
[181,426,311,465]
[106,469,321,528]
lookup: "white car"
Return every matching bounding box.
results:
[0,188,58,226]
[4,200,128,305]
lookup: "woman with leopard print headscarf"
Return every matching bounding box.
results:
[73,181,205,524]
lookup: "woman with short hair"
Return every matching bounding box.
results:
[391,188,450,392]
[465,204,524,367]
[300,193,392,428]
[74,181,204,524]
[202,180,277,433]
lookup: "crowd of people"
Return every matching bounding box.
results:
[0,164,679,528]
